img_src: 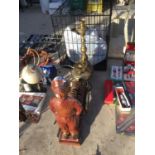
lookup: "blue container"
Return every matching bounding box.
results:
[40,65,57,81]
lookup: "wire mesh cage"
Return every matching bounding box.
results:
[50,0,113,71]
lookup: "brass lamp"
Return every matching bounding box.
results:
[71,19,93,81]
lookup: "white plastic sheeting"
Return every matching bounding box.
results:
[64,27,107,65]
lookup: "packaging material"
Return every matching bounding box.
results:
[124,42,135,65]
[19,92,47,123]
[116,109,135,134]
[64,27,107,65]
[123,65,135,81]
[110,65,123,81]
[123,42,135,81]
[123,81,135,107]
[115,86,131,112]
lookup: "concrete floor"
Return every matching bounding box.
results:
[19,5,52,34]
[19,5,135,155]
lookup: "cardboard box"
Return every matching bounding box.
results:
[115,86,131,112]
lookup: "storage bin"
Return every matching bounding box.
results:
[87,0,103,13]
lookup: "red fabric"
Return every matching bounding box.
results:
[104,80,113,104]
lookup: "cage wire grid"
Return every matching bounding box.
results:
[50,0,113,71]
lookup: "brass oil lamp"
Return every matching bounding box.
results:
[70,19,93,81]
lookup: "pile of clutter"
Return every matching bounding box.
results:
[19,47,57,123]
[104,42,135,134]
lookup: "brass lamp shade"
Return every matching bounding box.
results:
[21,64,43,84]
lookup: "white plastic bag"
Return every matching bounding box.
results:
[64,27,107,65]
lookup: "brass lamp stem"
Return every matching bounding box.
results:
[80,20,87,64]
[70,19,92,81]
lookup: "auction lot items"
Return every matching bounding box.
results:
[115,106,135,134]
[49,20,92,145]
[110,66,123,81]
[20,64,46,92]
[115,85,131,112]
[19,92,46,123]
[108,42,135,134]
